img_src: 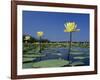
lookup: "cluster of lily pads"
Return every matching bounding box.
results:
[23,42,89,68]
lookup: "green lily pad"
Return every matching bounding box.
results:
[70,61,84,66]
[32,59,69,68]
[23,58,35,62]
[70,52,83,55]
[23,54,45,58]
[73,56,87,59]
[23,62,33,68]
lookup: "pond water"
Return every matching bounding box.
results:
[33,48,89,65]
[32,47,89,66]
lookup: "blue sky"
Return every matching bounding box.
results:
[23,11,89,42]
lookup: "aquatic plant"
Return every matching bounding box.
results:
[32,59,69,68]
[37,31,44,53]
[64,22,80,64]
[24,35,31,44]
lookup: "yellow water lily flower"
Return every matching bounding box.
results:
[25,36,30,40]
[64,22,80,32]
[37,31,44,37]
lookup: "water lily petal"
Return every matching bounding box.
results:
[25,36,30,40]
[37,31,44,37]
[64,22,78,32]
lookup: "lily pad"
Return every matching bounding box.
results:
[23,58,35,62]
[32,59,69,68]
[70,61,84,66]
[56,53,62,56]
[23,62,33,68]
[73,56,87,59]
[23,54,45,58]
[26,50,36,54]
[70,52,83,55]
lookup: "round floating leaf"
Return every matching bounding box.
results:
[23,54,45,58]
[73,56,87,60]
[32,59,69,68]
[23,58,35,62]
[70,52,83,55]
[70,61,84,66]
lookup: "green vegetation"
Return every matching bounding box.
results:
[70,52,83,55]
[23,58,35,63]
[73,56,87,59]
[22,35,89,68]
[23,34,89,49]
[32,59,69,68]
[70,61,84,66]
[23,54,45,58]
[23,62,34,68]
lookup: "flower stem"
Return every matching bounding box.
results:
[68,32,72,64]
[39,37,42,53]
